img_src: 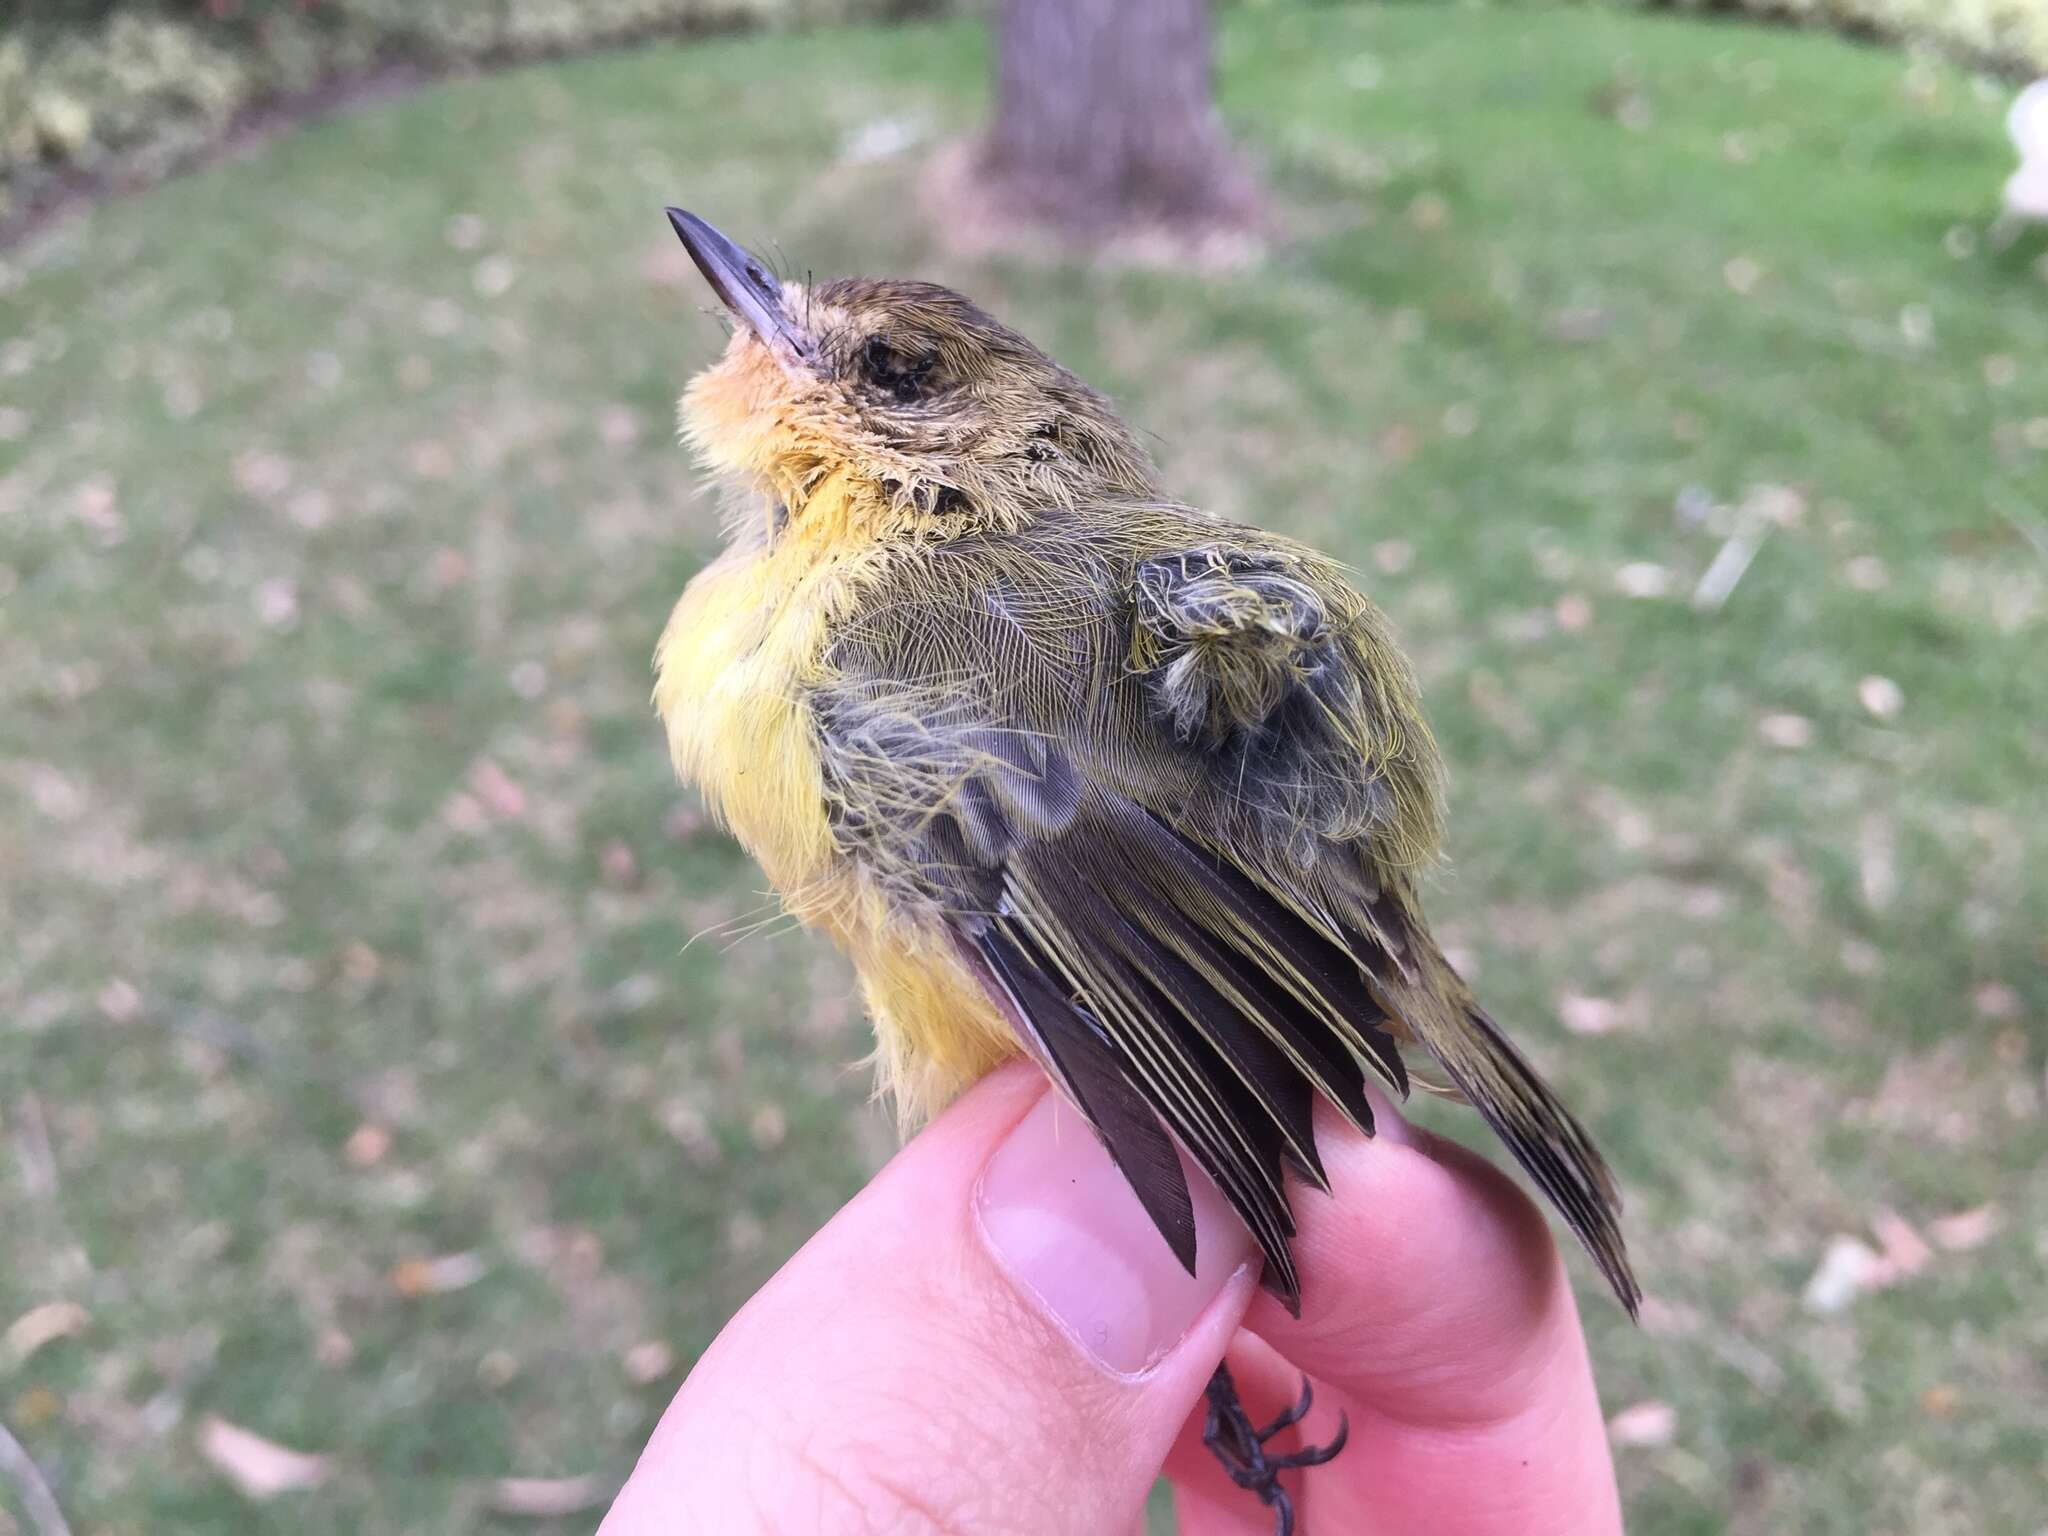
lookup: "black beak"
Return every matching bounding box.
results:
[665,207,807,357]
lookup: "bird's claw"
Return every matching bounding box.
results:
[1201,1363,1351,1536]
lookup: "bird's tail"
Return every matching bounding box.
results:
[1371,912,1641,1317]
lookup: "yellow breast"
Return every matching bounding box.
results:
[654,537,840,901]
[652,478,1021,1121]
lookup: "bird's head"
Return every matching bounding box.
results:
[667,208,1157,541]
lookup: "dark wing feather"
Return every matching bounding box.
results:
[972,778,1407,1312]
[972,928,1197,1271]
[812,518,1637,1316]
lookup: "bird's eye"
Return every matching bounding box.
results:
[858,336,933,405]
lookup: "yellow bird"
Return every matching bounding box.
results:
[653,207,1637,1331]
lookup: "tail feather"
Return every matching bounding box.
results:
[1367,916,1640,1317]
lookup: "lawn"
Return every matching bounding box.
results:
[3,5,2044,1532]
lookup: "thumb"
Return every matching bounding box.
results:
[601,1063,1258,1536]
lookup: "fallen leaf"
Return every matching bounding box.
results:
[508,660,548,699]
[600,840,639,888]
[594,405,639,447]
[232,451,293,499]
[389,1252,489,1297]
[1372,538,1414,574]
[1972,982,2019,1020]
[1607,1400,1678,1447]
[1857,675,1904,721]
[1744,483,1807,527]
[1870,1208,1932,1277]
[1408,191,1450,231]
[749,1103,788,1150]
[12,1385,61,1428]
[199,1415,332,1499]
[97,978,141,1022]
[472,256,517,298]
[623,1340,675,1385]
[1803,1235,1885,1314]
[1928,1205,1999,1252]
[482,1475,611,1517]
[1636,1296,1703,1337]
[1376,425,1418,466]
[1613,562,1672,598]
[469,759,526,820]
[340,940,382,983]
[343,1123,391,1168]
[7,1301,89,1363]
[1557,993,1623,1035]
[1758,714,1814,750]
[477,1350,520,1388]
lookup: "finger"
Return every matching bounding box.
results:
[602,1063,1259,1536]
[1238,1088,1621,1534]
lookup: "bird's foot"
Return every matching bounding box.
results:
[1201,1362,1350,1536]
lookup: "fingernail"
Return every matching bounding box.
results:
[976,1093,1254,1375]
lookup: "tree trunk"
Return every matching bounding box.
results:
[976,0,1260,243]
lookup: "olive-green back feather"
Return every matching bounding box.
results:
[810,495,1636,1316]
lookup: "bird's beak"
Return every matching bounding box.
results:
[665,207,809,359]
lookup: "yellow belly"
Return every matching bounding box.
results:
[652,526,1020,1122]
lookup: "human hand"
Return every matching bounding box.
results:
[601,1062,1622,1535]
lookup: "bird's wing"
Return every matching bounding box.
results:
[814,521,1636,1314]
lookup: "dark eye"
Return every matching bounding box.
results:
[859,336,933,405]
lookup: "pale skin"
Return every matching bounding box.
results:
[601,1063,1624,1535]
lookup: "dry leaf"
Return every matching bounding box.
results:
[1613,562,1672,598]
[97,979,141,1022]
[13,1384,61,1428]
[7,1301,89,1363]
[389,1252,489,1297]
[1870,1208,1932,1277]
[1607,1400,1678,1448]
[622,1340,676,1385]
[199,1415,333,1499]
[343,1123,391,1168]
[1371,538,1414,574]
[1972,982,2020,1020]
[1803,1235,1884,1314]
[1857,675,1904,721]
[600,840,639,888]
[469,760,526,820]
[1557,993,1623,1035]
[482,1475,611,1517]
[1758,713,1814,750]
[749,1104,788,1150]
[1929,1205,1999,1252]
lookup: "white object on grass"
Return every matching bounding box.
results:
[2005,80,2048,221]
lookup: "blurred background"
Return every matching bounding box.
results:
[3,0,2045,1531]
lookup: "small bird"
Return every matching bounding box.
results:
[653,208,1637,1525]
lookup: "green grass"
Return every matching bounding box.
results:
[3,6,2045,1532]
